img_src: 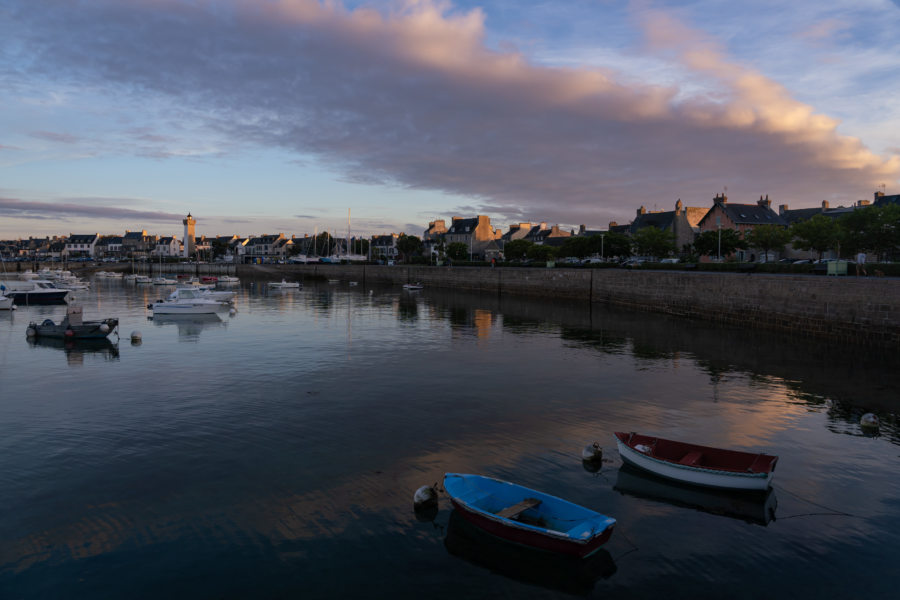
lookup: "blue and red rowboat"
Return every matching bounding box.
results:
[614,432,778,492]
[443,473,616,558]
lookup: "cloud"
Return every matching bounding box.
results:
[4,0,899,227]
[0,196,184,221]
[29,131,79,144]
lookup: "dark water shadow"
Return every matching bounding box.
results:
[27,336,120,365]
[613,463,777,526]
[443,509,616,596]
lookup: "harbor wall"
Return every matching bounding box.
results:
[238,264,900,347]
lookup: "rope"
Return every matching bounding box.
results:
[772,482,857,519]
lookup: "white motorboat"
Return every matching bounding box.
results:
[152,277,177,285]
[106,271,123,279]
[217,275,239,283]
[269,279,300,289]
[170,286,234,303]
[124,273,138,282]
[135,275,152,284]
[149,288,227,314]
[0,279,71,304]
[403,282,424,290]
[0,294,15,310]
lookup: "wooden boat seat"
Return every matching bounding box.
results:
[679,451,704,466]
[497,497,542,519]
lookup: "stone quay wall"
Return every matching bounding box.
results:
[239,264,900,347]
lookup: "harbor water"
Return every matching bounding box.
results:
[0,276,898,598]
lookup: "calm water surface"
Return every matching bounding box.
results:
[0,276,898,598]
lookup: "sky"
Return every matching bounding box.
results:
[1,0,899,240]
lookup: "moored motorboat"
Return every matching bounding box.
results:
[614,432,778,491]
[170,286,234,303]
[152,276,177,285]
[0,280,70,304]
[269,279,300,289]
[443,473,616,558]
[217,275,239,283]
[403,282,424,290]
[200,276,218,284]
[27,305,118,339]
[149,287,227,314]
[0,293,15,310]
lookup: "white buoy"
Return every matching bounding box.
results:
[860,413,880,429]
[582,442,603,462]
[99,323,110,333]
[413,485,438,509]
[26,327,36,337]
[229,307,237,315]
[130,330,142,342]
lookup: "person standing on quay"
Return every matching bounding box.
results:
[856,251,867,276]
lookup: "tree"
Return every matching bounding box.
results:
[446,242,469,261]
[839,204,900,260]
[396,234,423,263]
[744,224,792,262]
[602,232,632,259]
[211,238,229,260]
[527,244,556,261]
[558,236,591,258]
[693,229,742,259]
[632,226,676,260]
[791,214,841,260]
[504,239,534,260]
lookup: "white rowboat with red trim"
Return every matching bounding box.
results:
[614,432,778,491]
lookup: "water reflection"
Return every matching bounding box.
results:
[26,337,120,366]
[614,463,777,526]
[444,510,616,595]
[150,313,226,341]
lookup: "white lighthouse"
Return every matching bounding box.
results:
[183,213,196,258]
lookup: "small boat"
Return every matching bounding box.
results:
[152,277,177,285]
[403,282,424,290]
[149,288,227,314]
[27,305,118,339]
[135,275,152,284]
[0,293,15,310]
[269,279,300,289]
[200,276,218,284]
[217,275,239,283]
[614,432,778,491]
[0,280,70,304]
[170,286,234,303]
[443,473,616,558]
[348,281,359,286]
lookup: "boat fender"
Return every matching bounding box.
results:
[64,329,74,337]
[26,327,36,337]
[99,323,110,333]
[635,444,653,454]
[860,413,879,430]
[229,308,237,315]
[130,331,142,342]
[581,442,603,462]
[413,485,439,510]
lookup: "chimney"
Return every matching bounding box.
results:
[821,200,829,210]
[758,194,771,209]
[579,224,586,235]
[779,204,788,216]
[451,216,462,222]
[714,193,727,204]
[637,206,646,216]
[675,199,683,214]
[875,191,885,199]
[609,221,618,228]
[539,222,547,229]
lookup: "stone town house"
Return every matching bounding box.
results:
[630,199,707,252]
[697,194,787,261]
[445,216,502,260]
[371,234,400,260]
[65,234,99,258]
[122,230,158,257]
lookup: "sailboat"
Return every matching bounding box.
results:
[124,255,138,282]
[151,251,176,284]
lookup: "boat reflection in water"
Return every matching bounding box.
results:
[444,509,616,595]
[614,463,777,526]
[150,313,225,341]
[27,337,120,366]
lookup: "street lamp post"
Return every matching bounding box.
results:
[716,216,722,262]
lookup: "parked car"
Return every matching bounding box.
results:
[793,259,812,264]
[582,257,604,265]
[660,258,680,264]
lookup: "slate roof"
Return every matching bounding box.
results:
[722,203,786,226]
[875,194,900,207]
[67,234,98,244]
[123,231,145,240]
[447,218,479,234]
[632,211,676,233]
[157,237,176,244]
[97,236,123,246]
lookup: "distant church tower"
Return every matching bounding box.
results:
[183,213,196,258]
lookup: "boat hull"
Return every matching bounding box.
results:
[614,433,775,491]
[5,290,70,304]
[151,302,222,314]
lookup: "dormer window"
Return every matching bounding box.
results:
[465,227,470,232]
